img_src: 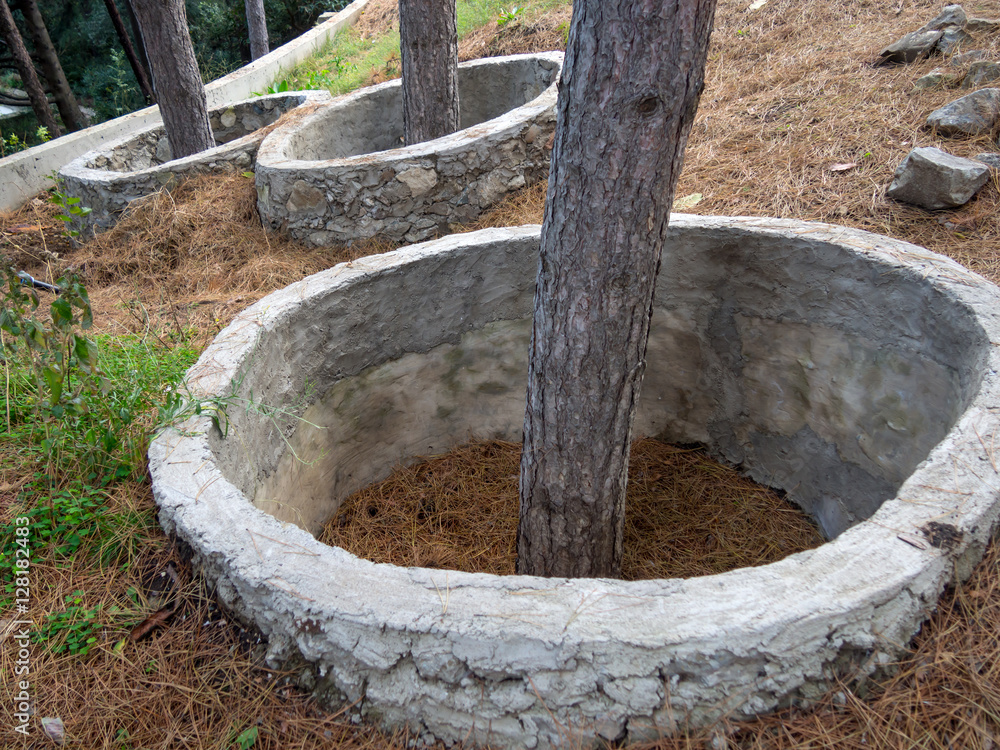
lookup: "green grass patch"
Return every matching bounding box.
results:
[266,0,569,97]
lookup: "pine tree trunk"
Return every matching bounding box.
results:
[244,0,269,60]
[516,0,717,579]
[132,0,214,159]
[102,0,156,104]
[398,0,459,146]
[0,0,59,137]
[16,0,88,131]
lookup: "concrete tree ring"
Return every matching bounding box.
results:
[58,91,331,237]
[253,53,563,246]
[149,218,1000,749]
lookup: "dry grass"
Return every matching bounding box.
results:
[321,438,823,578]
[3,0,1000,747]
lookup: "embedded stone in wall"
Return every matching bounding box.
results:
[254,53,564,246]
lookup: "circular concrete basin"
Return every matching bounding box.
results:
[254,52,563,246]
[149,218,1000,749]
[58,91,330,237]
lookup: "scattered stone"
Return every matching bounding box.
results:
[926,88,1000,136]
[966,17,1000,33]
[936,25,974,54]
[961,60,1000,88]
[974,152,1000,169]
[950,49,989,66]
[878,29,943,65]
[887,146,989,209]
[914,69,953,89]
[918,4,968,32]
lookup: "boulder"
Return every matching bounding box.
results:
[966,17,1000,33]
[961,60,1000,88]
[950,50,989,66]
[878,29,943,64]
[918,4,968,31]
[936,25,974,54]
[887,146,990,209]
[974,152,1000,170]
[914,69,955,89]
[926,88,1000,136]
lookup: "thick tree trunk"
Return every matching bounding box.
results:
[244,0,269,60]
[102,0,156,104]
[516,0,717,578]
[133,0,214,159]
[398,0,459,146]
[15,0,87,131]
[0,0,59,136]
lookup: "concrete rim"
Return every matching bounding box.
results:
[255,52,563,170]
[149,218,1000,747]
[59,90,330,186]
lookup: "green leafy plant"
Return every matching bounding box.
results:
[497,5,524,26]
[48,181,93,239]
[32,590,102,655]
[234,726,259,749]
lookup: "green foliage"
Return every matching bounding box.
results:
[234,726,259,749]
[48,183,93,238]
[0,119,52,158]
[496,5,524,27]
[32,591,102,656]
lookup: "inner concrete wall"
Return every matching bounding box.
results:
[216,219,981,539]
[283,55,561,161]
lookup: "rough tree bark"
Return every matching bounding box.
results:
[516,0,717,578]
[244,0,269,60]
[15,0,88,131]
[398,0,459,146]
[132,0,214,159]
[0,0,59,136]
[102,0,156,104]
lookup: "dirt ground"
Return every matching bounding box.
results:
[3,0,1000,747]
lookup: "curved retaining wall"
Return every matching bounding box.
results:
[0,0,371,212]
[149,218,1000,749]
[58,91,329,236]
[254,52,563,245]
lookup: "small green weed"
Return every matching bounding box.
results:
[32,590,102,656]
[49,184,93,239]
[497,5,524,26]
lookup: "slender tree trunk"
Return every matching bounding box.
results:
[122,0,154,94]
[15,0,87,131]
[132,0,214,159]
[244,0,269,60]
[102,0,155,104]
[516,0,717,579]
[398,0,459,145]
[0,0,59,136]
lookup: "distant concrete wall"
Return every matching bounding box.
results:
[0,0,371,213]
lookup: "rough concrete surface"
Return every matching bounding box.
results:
[149,218,1000,749]
[58,91,330,237]
[254,53,563,245]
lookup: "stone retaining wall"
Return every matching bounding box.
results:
[254,53,563,246]
[58,91,329,237]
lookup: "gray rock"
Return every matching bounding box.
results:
[926,87,1000,135]
[974,152,1000,169]
[950,49,989,66]
[878,29,943,65]
[914,69,955,89]
[919,4,968,31]
[961,60,1000,88]
[887,146,989,209]
[966,17,1000,33]
[936,25,974,55]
